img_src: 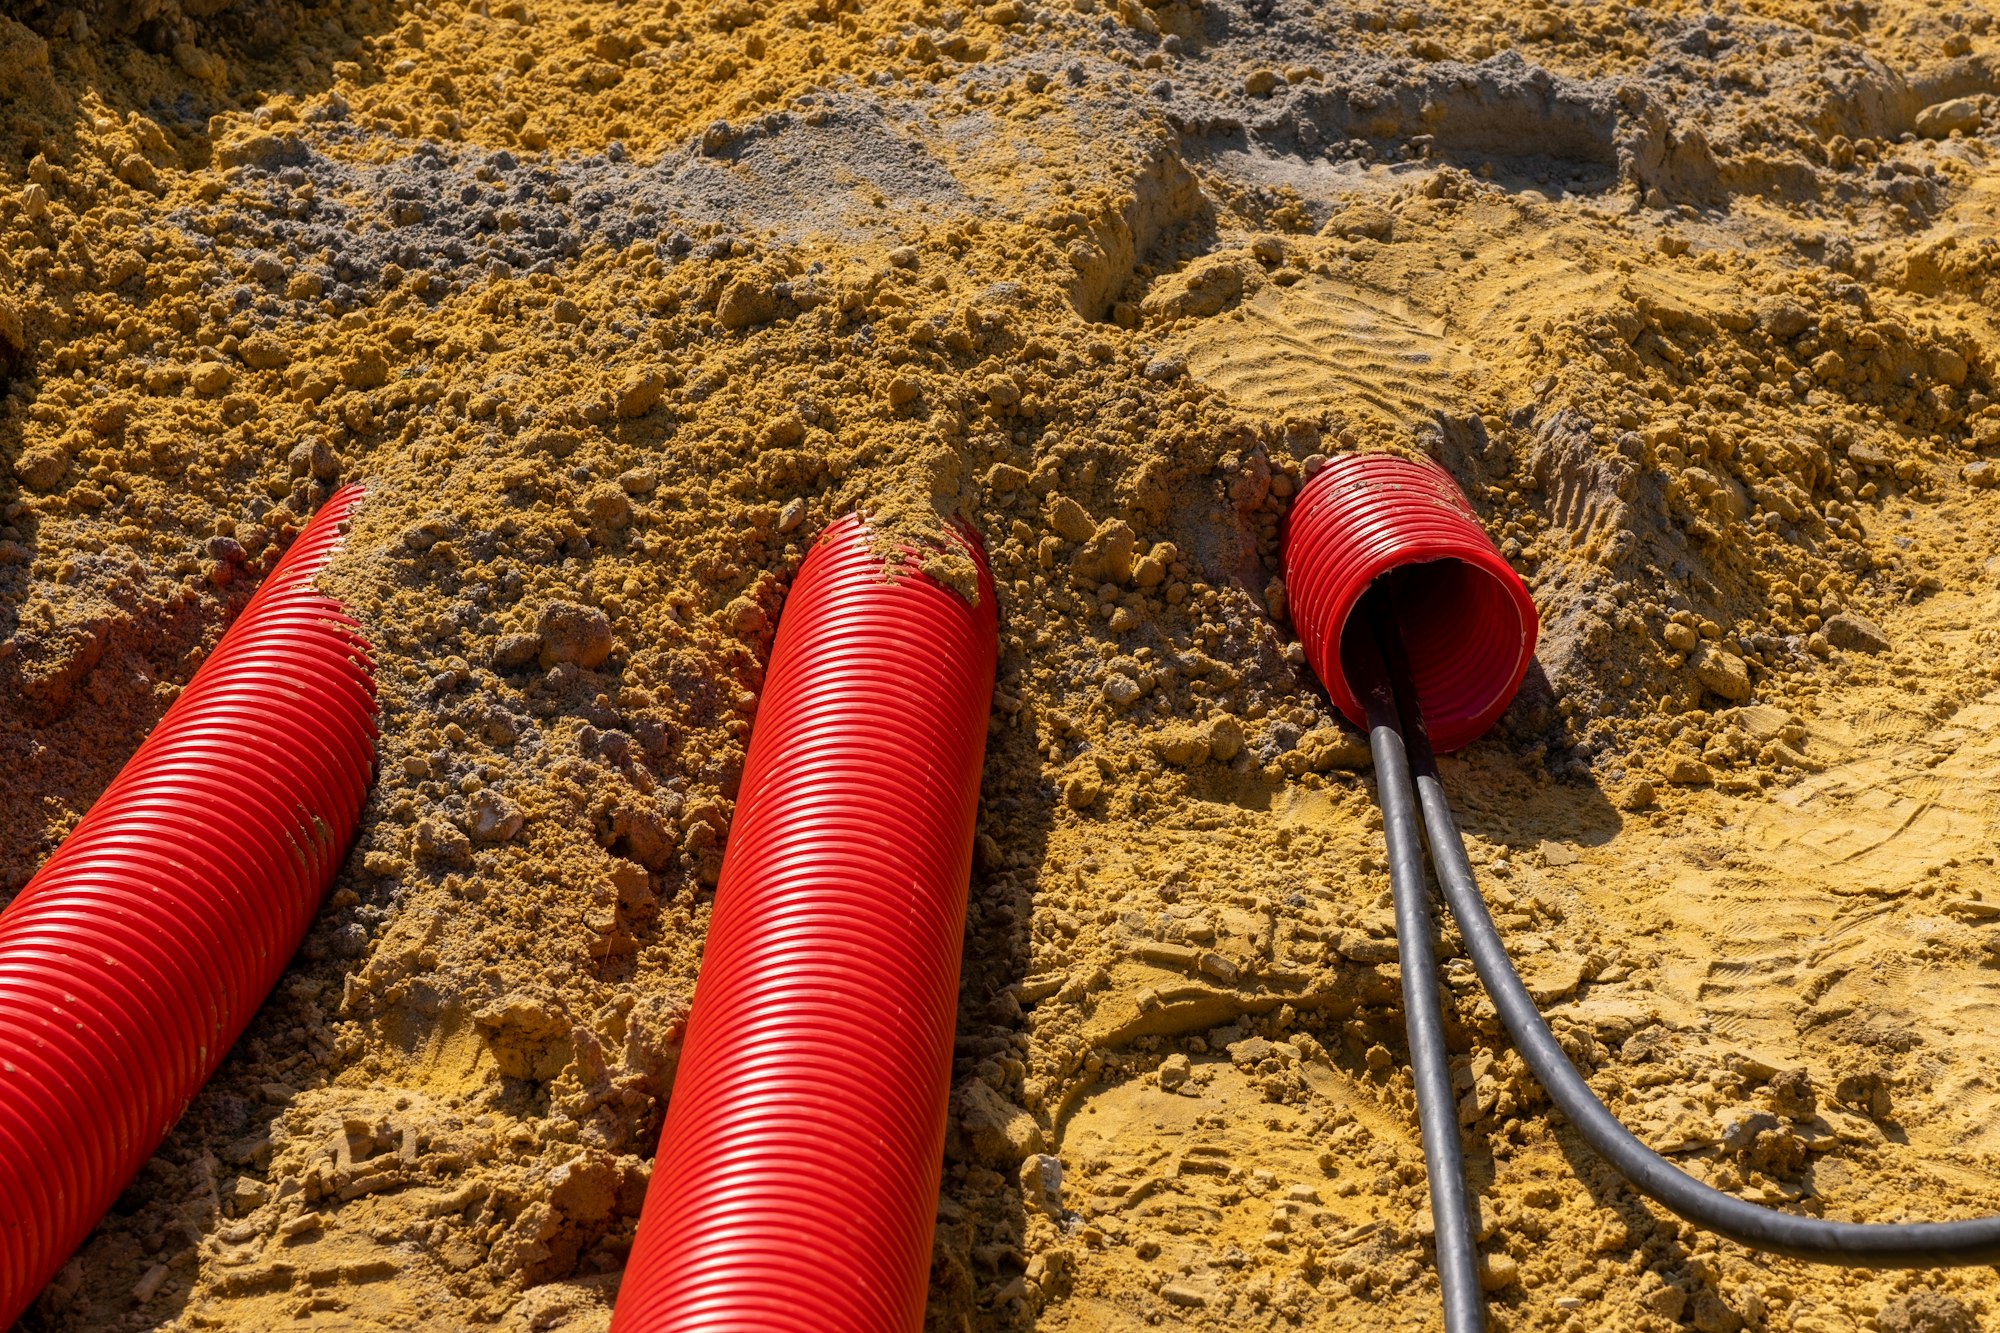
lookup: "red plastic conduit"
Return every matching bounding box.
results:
[1283,454,1538,753]
[610,514,997,1333]
[0,485,377,1327]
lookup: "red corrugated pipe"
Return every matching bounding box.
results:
[0,486,377,1326]
[1283,454,1537,753]
[610,515,997,1333]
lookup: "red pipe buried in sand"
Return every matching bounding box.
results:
[611,515,996,1333]
[0,487,377,1326]
[1283,454,1538,753]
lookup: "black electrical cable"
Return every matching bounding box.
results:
[1348,608,1487,1333]
[1363,606,2000,1266]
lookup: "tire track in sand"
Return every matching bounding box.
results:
[1178,277,1473,427]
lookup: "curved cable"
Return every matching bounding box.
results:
[1370,610,2000,1266]
[1349,605,1487,1332]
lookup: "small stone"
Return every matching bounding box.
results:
[1018,1153,1065,1214]
[1767,1067,1817,1118]
[1479,1252,1520,1291]
[1207,716,1245,762]
[778,497,806,533]
[132,1263,170,1303]
[957,1080,1043,1164]
[1161,1283,1210,1307]
[413,818,472,865]
[1102,673,1143,707]
[715,279,777,329]
[228,1176,270,1212]
[1847,439,1892,471]
[1835,1070,1893,1119]
[279,1211,324,1239]
[1667,755,1712,786]
[117,153,158,190]
[1525,953,1586,1002]
[1757,301,1810,339]
[1962,460,1998,489]
[239,334,289,370]
[1662,622,1698,653]
[1719,1109,1780,1153]
[1691,1290,1744,1333]
[1045,495,1095,543]
[1158,1052,1191,1092]
[467,790,524,843]
[1193,951,1234,982]
[492,633,541,669]
[1693,646,1752,702]
[1915,98,1981,139]
[189,361,235,394]
[1295,726,1371,770]
[1338,932,1398,964]
[13,447,66,491]
[619,467,658,495]
[984,463,1030,493]
[760,415,805,454]
[1063,770,1102,809]
[1730,704,1795,743]
[584,484,632,530]
[537,603,614,668]
[1151,725,1211,768]
[1617,779,1657,811]
[1244,68,1282,96]
[1072,519,1136,584]
[617,372,665,418]
[1822,612,1890,654]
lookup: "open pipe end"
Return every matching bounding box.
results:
[1283,454,1539,753]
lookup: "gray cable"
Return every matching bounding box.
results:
[1350,608,1488,1333]
[1370,608,2000,1265]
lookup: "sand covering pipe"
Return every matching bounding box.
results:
[610,515,997,1333]
[0,487,377,1327]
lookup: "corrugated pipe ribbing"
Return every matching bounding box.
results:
[610,515,997,1333]
[1282,454,1538,753]
[0,486,377,1327]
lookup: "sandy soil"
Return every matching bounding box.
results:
[3,0,2000,1329]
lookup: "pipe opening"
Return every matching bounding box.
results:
[1339,558,1534,753]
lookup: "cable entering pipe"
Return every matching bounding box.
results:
[1348,598,1487,1333]
[1370,610,2000,1266]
